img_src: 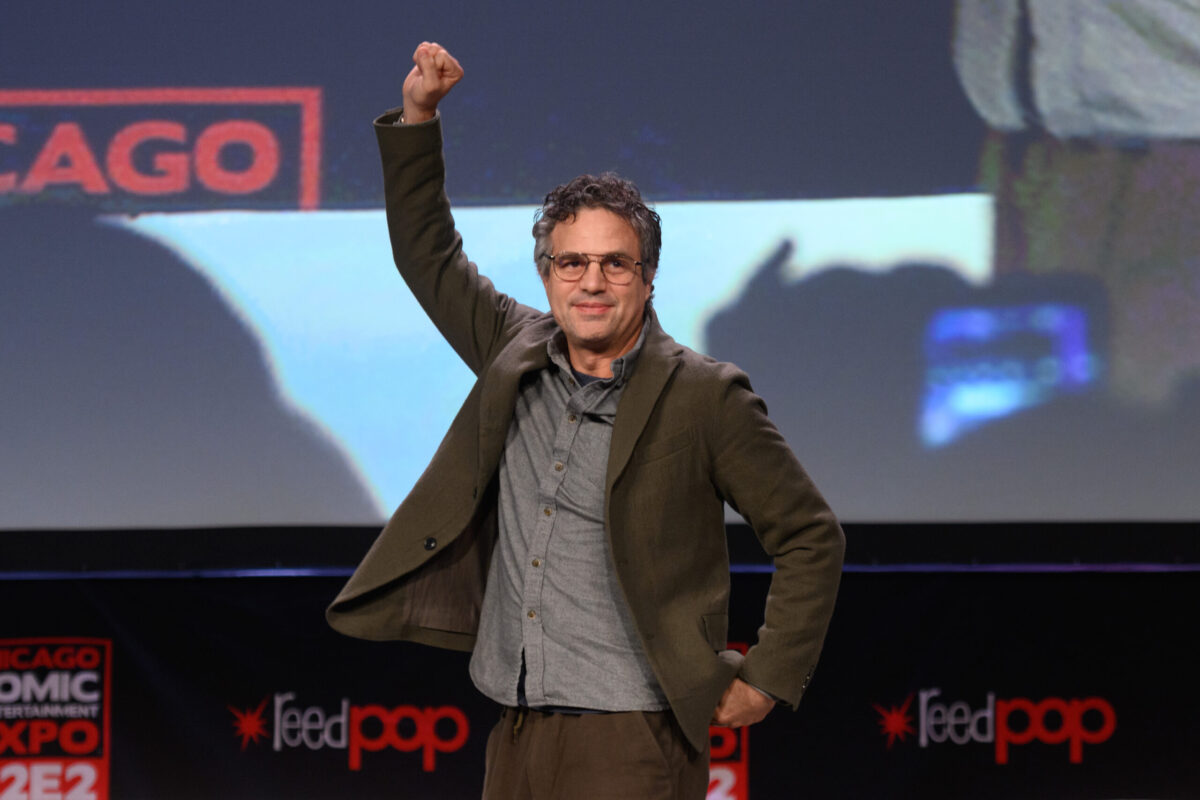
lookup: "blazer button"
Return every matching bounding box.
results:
[423,537,437,551]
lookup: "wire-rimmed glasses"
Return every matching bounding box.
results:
[541,252,643,285]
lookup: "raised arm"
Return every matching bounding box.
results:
[378,43,542,373]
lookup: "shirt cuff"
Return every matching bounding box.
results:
[392,109,440,127]
[743,679,781,704]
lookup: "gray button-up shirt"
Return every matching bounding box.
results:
[468,326,668,711]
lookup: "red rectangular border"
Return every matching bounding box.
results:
[0,87,323,210]
[1,637,113,800]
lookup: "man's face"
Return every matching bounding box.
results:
[543,207,652,372]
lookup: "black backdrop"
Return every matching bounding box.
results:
[4,569,1198,799]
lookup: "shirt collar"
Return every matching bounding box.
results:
[546,315,648,387]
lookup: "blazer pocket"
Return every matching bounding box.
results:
[701,613,729,651]
[633,429,694,465]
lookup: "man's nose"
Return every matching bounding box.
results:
[578,259,608,291]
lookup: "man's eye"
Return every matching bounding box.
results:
[605,258,630,270]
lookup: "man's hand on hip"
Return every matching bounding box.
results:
[711,677,776,728]
[401,41,463,123]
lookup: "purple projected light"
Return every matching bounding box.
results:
[921,304,1101,447]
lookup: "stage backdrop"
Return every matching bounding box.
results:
[2,571,1196,799]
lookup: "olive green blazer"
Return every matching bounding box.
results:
[327,111,844,751]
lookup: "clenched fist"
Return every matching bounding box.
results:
[712,677,776,728]
[401,41,464,124]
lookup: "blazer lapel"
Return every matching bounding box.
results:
[477,318,555,482]
[606,314,684,491]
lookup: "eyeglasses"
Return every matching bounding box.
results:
[541,252,643,285]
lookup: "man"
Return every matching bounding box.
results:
[328,42,844,799]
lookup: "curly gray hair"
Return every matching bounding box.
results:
[532,172,661,288]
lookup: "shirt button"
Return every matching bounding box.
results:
[543,508,552,516]
[527,610,537,619]
[568,414,577,423]
[554,462,564,471]
[532,558,541,567]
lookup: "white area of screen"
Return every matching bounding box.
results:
[119,194,991,523]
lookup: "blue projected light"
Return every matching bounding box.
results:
[921,304,1101,447]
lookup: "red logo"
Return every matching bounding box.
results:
[0,88,322,210]
[708,724,749,800]
[227,698,269,751]
[873,687,1117,764]
[994,696,1116,765]
[1,638,112,800]
[227,692,469,773]
[348,704,469,772]
[872,693,915,749]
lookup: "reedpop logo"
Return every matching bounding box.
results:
[873,687,1116,764]
[227,692,469,772]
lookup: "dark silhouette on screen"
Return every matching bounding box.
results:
[705,241,1200,521]
[1,208,378,528]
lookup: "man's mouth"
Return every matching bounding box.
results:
[573,302,612,313]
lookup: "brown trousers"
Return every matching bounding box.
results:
[481,707,710,800]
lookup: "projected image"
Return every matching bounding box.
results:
[3,0,1199,530]
[921,303,1100,447]
[954,0,1200,408]
[94,194,989,526]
